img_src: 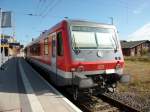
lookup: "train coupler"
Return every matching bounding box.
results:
[73,74,94,89]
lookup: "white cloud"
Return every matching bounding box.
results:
[133,10,141,14]
[133,3,148,14]
[128,23,150,41]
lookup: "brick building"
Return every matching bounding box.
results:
[121,40,150,56]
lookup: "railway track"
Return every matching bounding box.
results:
[77,95,119,112]
[76,93,140,112]
[27,61,141,112]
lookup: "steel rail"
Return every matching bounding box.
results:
[98,94,141,112]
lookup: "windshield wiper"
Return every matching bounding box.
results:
[112,35,118,53]
[72,34,80,54]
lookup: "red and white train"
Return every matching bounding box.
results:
[25,19,129,99]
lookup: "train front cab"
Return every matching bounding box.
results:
[64,20,130,99]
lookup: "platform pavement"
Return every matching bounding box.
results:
[0,58,22,112]
[0,58,82,112]
[0,55,10,67]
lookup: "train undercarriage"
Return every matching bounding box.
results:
[71,73,123,100]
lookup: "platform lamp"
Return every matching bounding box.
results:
[0,8,2,68]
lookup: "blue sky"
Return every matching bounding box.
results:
[0,0,150,45]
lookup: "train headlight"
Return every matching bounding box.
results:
[71,68,76,72]
[77,66,84,72]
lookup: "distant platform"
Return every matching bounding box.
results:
[0,58,82,112]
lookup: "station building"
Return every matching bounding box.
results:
[121,40,150,56]
[0,34,23,57]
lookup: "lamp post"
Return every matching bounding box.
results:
[0,8,5,68]
[0,8,2,68]
[0,9,12,68]
[0,8,5,69]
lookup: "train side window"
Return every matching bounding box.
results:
[52,36,56,57]
[44,38,49,55]
[36,43,40,56]
[57,32,63,56]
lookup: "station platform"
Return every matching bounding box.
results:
[0,58,82,112]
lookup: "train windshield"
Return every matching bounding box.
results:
[71,26,117,49]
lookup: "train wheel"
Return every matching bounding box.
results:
[107,87,115,93]
[107,84,116,93]
[111,83,117,88]
[73,87,78,100]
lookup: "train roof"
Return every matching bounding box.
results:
[67,19,116,29]
[25,19,117,48]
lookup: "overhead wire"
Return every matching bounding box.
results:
[117,0,129,23]
[39,0,56,17]
[42,0,62,18]
[28,0,63,37]
[35,0,43,15]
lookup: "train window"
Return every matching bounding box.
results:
[37,44,40,56]
[57,32,63,56]
[44,38,48,43]
[96,33,115,49]
[44,38,49,55]
[30,43,40,56]
[52,36,56,57]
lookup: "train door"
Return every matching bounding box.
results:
[51,33,57,76]
[51,30,64,85]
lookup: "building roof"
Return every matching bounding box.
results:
[121,40,149,49]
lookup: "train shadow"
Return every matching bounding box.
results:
[25,59,64,97]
